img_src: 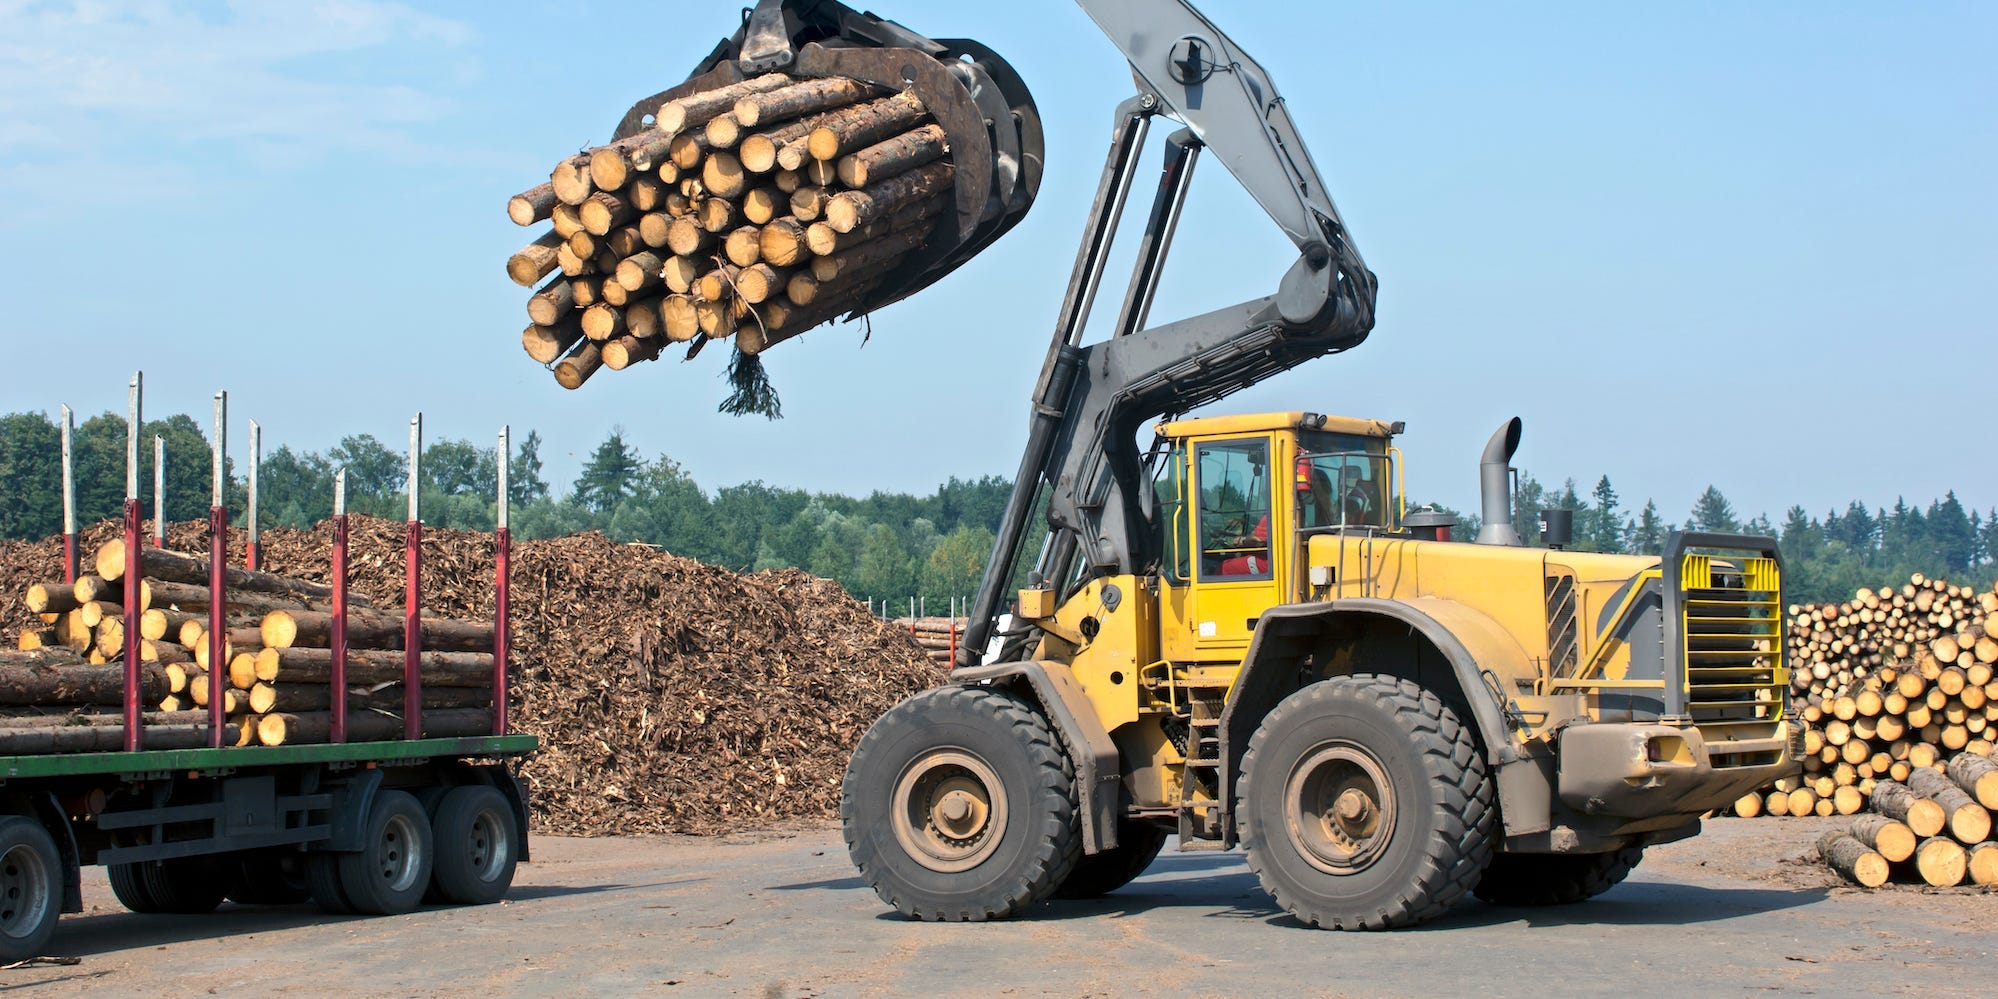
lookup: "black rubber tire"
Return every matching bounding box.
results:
[842,685,1081,921]
[1238,674,1495,930]
[1053,821,1170,899]
[429,786,519,905]
[306,852,355,915]
[0,816,62,962]
[222,852,311,906]
[337,790,434,916]
[110,858,224,914]
[1474,846,1645,906]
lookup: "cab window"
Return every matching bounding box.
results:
[1196,439,1272,580]
[1153,446,1190,584]
[1297,431,1390,529]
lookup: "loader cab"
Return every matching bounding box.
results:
[1152,412,1402,662]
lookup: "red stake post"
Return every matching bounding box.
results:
[206,392,227,749]
[121,377,143,751]
[494,426,511,737]
[404,415,423,740]
[331,470,349,744]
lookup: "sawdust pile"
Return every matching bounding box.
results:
[0,517,945,835]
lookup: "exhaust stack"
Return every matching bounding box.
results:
[1474,417,1523,546]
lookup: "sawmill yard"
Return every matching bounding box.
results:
[1,814,1987,997]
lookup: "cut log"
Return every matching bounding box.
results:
[555,342,605,390]
[507,230,563,287]
[254,648,497,688]
[789,186,832,223]
[246,683,491,716]
[24,583,81,616]
[1732,792,1762,817]
[523,318,587,366]
[0,658,168,705]
[669,132,709,171]
[139,608,200,644]
[695,265,742,303]
[140,579,332,616]
[663,256,703,295]
[638,212,674,249]
[759,219,809,267]
[259,610,494,653]
[581,303,626,342]
[0,722,211,754]
[805,91,928,161]
[256,708,493,747]
[734,77,873,129]
[698,197,739,234]
[527,278,576,327]
[804,197,942,256]
[185,674,244,714]
[71,575,121,605]
[1908,767,1991,843]
[603,334,664,371]
[580,191,633,237]
[657,73,793,136]
[590,133,670,192]
[1913,836,1967,886]
[1847,814,1917,862]
[824,161,954,234]
[742,188,785,226]
[615,251,667,293]
[606,226,648,259]
[1816,830,1888,888]
[838,122,948,188]
[662,295,700,342]
[735,264,789,305]
[550,202,584,239]
[725,226,764,267]
[695,298,737,338]
[1872,780,1947,838]
[507,182,557,226]
[624,297,663,339]
[1950,751,1998,809]
[739,116,822,173]
[97,541,335,600]
[1969,842,1998,886]
[703,112,745,150]
[627,176,668,213]
[550,153,593,206]
[666,217,715,257]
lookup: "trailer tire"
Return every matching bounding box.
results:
[223,852,311,906]
[337,790,434,915]
[306,852,355,915]
[0,816,61,962]
[429,786,518,905]
[109,859,224,914]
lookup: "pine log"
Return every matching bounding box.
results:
[703,113,745,149]
[97,542,334,600]
[259,610,493,653]
[185,675,244,714]
[734,77,873,128]
[624,298,663,339]
[507,182,557,226]
[788,186,831,223]
[804,197,942,256]
[549,153,593,206]
[1817,830,1888,887]
[658,74,793,136]
[739,116,822,173]
[773,168,804,193]
[606,226,648,259]
[0,722,211,754]
[1913,836,1967,886]
[581,303,626,342]
[598,277,632,309]
[742,188,785,226]
[1732,792,1762,818]
[735,264,790,305]
[141,579,336,616]
[246,683,491,716]
[638,212,674,249]
[256,708,493,747]
[759,219,809,266]
[15,632,49,652]
[725,226,764,267]
[824,161,954,234]
[507,230,563,287]
[804,158,838,188]
[663,257,703,295]
[71,575,122,605]
[550,202,585,240]
[555,342,604,390]
[669,132,709,171]
[667,218,714,257]
[698,197,739,234]
[603,335,664,371]
[1872,780,1947,837]
[1950,751,1998,811]
[1969,842,1998,885]
[591,133,672,191]
[0,658,168,705]
[627,176,668,213]
[695,298,737,338]
[24,583,81,616]
[789,254,901,307]
[808,225,923,283]
[662,295,700,341]
[615,251,667,293]
[805,91,928,161]
[580,191,633,237]
[838,123,948,188]
[523,318,587,366]
[1908,767,1991,843]
[1847,814,1917,862]
[253,647,496,688]
[527,277,576,326]
[138,608,200,644]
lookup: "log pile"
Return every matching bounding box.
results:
[1807,765,1998,887]
[509,72,955,415]
[899,616,962,666]
[0,517,945,835]
[4,535,497,748]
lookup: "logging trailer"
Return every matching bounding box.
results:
[655,0,1807,927]
[0,396,531,962]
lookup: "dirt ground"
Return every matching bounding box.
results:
[7,814,1994,998]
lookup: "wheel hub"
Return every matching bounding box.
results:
[0,843,50,940]
[1284,742,1397,876]
[891,749,1007,873]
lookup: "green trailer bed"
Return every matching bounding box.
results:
[0,734,538,780]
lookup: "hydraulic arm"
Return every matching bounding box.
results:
[959,0,1378,665]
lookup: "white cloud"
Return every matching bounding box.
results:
[0,0,478,201]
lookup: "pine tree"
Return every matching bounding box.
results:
[509,430,549,505]
[1589,475,1624,553]
[573,428,642,513]
[1632,500,1664,555]
[1689,486,1739,533]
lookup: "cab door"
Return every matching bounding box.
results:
[1185,436,1283,658]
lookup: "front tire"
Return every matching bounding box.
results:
[1238,674,1495,930]
[842,685,1081,921]
[1474,847,1644,906]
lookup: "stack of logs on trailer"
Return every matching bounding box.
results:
[508,72,954,389]
[900,617,961,666]
[9,539,495,748]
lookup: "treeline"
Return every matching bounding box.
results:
[2,409,1993,605]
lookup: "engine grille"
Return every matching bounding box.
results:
[1679,553,1786,767]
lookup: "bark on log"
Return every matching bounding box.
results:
[24,583,81,616]
[603,334,664,371]
[837,123,948,188]
[1817,830,1888,887]
[702,151,748,199]
[550,202,584,239]
[1914,836,1967,886]
[0,722,211,754]
[739,116,822,173]
[759,219,809,267]
[260,610,494,653]
[97,542,335,600]
[805,91,929,161]
[824,162,954,234]
[555,342,605,390]
[254,648,497,688]
[139,608,201,643]
[1847,814,1917,862]
[550,153,593,206]
[1948,751,1998,809]
[523,318,587,366]
[508,182,557,226]
[141,579,337,616]
[615,251,667,293]
[789,187,832,223]
[725,226,764,267]
[1871,780,1947,838]
[734,77,873,129]
[0,659,168,705]
[590,133,671,191]
[527,277,576,326]
[248,683,491,715]
[658,74,793,136]
[71,575,121,606]
[256,708,493,746]
[736,264,789,305]
[1908,767,1991,843]
[507,230,563,287]
[580,191,633,237]
[804,197,942,256]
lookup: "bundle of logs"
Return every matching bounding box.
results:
[900,617,961,666]
[1808,757,1998,887]
[1727,573,1998,818]
[7,539,497,750]
[507,72,954,412]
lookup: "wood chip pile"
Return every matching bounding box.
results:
[0,517,944,835]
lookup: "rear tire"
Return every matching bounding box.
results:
[1474,846,1645,906]
[1053,821,1169,899]
[306,852,355,915]
[429,786,518,905]
[0,816,61,963]
[337,790,434,916]
[222,851,311,906]
[1238,674,1495,930]
[109,858,224,914]
[842,685,1081,921]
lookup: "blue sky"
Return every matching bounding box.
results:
[2,1,1992,525]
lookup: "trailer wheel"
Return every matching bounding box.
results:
[337,790,434,915]
[842,685,1081,921]
[223,852,311,906]
[306,852,355,915]
[0,817,60,963]
[1238,674,1495,930]
[1053,820,1169,899]
[429,786,518,905]
[108,858,224,914]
